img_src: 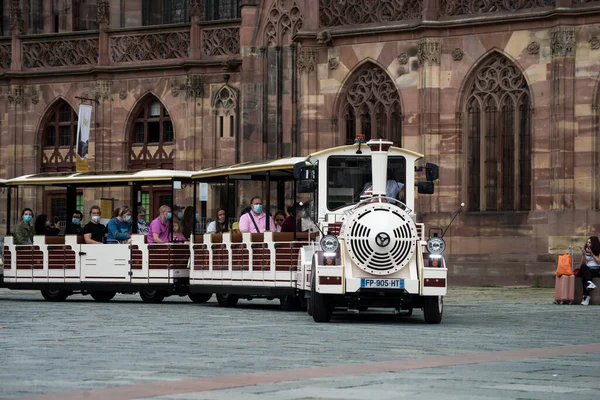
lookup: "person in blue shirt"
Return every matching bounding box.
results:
[107,206,133,244]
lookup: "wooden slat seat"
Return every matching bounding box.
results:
[45,236,65,245]
[211,234,223,243]
[193,235,204,243]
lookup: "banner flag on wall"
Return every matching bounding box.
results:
[75,104,93,172]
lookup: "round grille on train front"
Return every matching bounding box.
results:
[342,202,417,275]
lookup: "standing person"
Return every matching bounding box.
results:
[147,205,172,244]
[580,236,600,305]
[107,206,133,244]
[206,208,227,234]
[66,210,83,235]
[273,210,286,232]
[136,207,149,235]
[238,197,275,233]
[13,208,34,245]
[82,206,106,244]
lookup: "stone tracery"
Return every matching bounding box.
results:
[264,0,304,46]
[439,0,555,17]
[339,64,402,145]
[319,0,422,27]
[464,54,531,212]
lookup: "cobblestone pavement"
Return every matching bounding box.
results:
[0,287,599,400]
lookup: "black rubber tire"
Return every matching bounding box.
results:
[40,289,70,302]
[216,293,239,307]
[279,294,301,311]
[312,276,332,323]
[307,296,313,316]
[90,291,116,302]
[358,306,369,311]
[423,296,443,324]
[188,293,213,303]
[139,290,166,303]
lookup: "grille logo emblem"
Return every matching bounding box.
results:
[375,232,390,247]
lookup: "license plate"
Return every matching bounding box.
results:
[360,278,404,289]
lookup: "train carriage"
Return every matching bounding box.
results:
[0,170,207,303]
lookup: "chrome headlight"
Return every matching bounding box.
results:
[320,234,339,252]
[427,236,445,255]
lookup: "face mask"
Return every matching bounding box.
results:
[138,219,145,224]
[195,213,200,221]
[177,212,184,219]
[72,218,80,225]
[253,204,262,214]
[218,218,225,223]
[166,213,172,220]
[23,215,32,223]
[92,215,100,223]
[45,220,51,227]
[123,215,131,222]
[302,210,308,218]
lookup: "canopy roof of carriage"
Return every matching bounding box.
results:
[3,169,194,187]
[191,157,308,182]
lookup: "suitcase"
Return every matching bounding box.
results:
[555,275,575,304]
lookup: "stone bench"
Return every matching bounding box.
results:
[574,277,600,305]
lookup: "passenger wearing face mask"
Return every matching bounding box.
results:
[13,208,35,245]
[82,205,106,244]
[66,210,84,235]
[206,208,228,234]
[107,206,133,244]
[147,205,172,244]
[238,196,275,233]
[136,207,149,235]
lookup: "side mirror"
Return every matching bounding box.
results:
[298,181,316,193]
[425,163,439,181]
[417,182,435,194]
[293,162,311,180]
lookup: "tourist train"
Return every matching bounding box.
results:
[0,139,447,323]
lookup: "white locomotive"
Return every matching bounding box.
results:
[294,139,446,323]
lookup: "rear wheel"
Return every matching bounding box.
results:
[423,296,443,324]
[188,293,213,303]
[280,294,301,311]
[312,276,332,323]
[139,290,166,303]
[90,291,116,302]
[216,293,239,307]
[41,289,70,302]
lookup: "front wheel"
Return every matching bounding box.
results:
[41,289,71,302]
[423,296,443,324]
[139,290,166,303]
[188,293,213,303]
[90,291,116,302]
[216,293,239,307]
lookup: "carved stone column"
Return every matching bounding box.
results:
[190,0,203,59]
[94,80,113,171]
[9,0,23,71]
[418,38,442,213]
[422,0,439,21]
[98,1,110,66]
[550,26,576,209]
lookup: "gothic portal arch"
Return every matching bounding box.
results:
[461,52,532,212]
[336,61,402,146]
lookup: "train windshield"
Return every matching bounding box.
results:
[326,156,406,211]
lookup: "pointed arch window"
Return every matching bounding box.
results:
[213,85,237,138]
[464,55,531,212]
[339,64,402,146]
[40,100,78,172]
[129,96,174,169]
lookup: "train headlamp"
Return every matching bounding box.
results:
[320,234,339,252]
[427,236,445,255]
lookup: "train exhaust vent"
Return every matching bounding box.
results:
[342,202,417,275]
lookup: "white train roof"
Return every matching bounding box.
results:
[4,169,193,186]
